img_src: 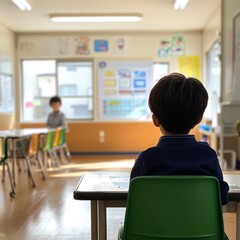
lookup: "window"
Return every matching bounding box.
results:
[22,60,93,122]
[205,42,221,126]
[0,54,14,112]
[153,62,169,83]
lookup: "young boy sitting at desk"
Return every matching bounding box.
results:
[46,96,68,130]
[130,73,229,206]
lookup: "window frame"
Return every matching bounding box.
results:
[20,58,94,123]
[205,41,221,125]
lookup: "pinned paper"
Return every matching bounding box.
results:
[178,56,200,79]
[104,70,116,78]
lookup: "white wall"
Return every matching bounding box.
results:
[0,22,16,129]
[221,0,240,102]
[17,31,202,73]
[203,7,221,54]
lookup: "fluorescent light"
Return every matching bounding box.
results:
[50,14,142,23]
[11,0,32,11]
[174,0,189,10]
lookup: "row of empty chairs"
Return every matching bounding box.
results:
[0,127,71,197]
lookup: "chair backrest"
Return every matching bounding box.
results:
[53,128,61,148]
[43,130,55,151]
[28,134,39,156]
[122,176,225,240]
[0,137,7,162]
[0,137,10,165]
[15,136,31,157]
[59,128,66,146]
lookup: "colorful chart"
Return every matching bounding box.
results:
[98,60,153,120]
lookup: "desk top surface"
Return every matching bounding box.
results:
[73,171,240,201]
[0,128,49,137]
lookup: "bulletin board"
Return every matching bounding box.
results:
[98,60,153,121]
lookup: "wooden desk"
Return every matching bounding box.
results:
[74,171,240,240]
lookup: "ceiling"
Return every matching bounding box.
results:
[0,0,220,33]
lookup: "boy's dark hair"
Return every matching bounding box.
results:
[49,96,62,105]
[149,73,208,134]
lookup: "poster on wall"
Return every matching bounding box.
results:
[74,36,90,55]
[157,40,171,58]
[171,36,185,56]
[112,37,130,55]
[178,55,200,79]
[56,37,71,55]
[94,39,109,52]
[98,60,153,121]
[157,36,185,58]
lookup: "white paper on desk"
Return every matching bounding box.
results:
[229,184,240,192]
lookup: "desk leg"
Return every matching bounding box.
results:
[237,202,240,240]
[91,200,98,240]
[98,200,107,240]
[12,139,17,187]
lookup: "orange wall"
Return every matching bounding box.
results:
[0,114,16,130]
[20,122,200,153]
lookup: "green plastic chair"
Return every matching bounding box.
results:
[43,130,54,152]
[28,134,46,180]
[119,176,226,240]
[43,130,60,167]
[58,128,71,162]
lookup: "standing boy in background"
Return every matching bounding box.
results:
[131,73,229,206]
[46,96,68,130]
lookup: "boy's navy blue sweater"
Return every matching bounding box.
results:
[130,135,229,205]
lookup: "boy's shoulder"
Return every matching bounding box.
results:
[140,140,217,157]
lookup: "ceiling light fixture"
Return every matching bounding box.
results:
[174,0,189,10]
[11,0,32,11]
[50,14,142,23]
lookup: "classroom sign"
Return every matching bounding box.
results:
[98,61,153,121]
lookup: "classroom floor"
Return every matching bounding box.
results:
[0,155,237,240]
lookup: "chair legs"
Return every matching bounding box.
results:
[2,161,5,183]
[45,151,60,168]
[59,148,67,164]
[36,152,46,180]
[52,150,61,167]
[24,156,36,188]
[59,144,71,163]
[63,144,71,162]
[1,161,16,197]
[5,161,16,197]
